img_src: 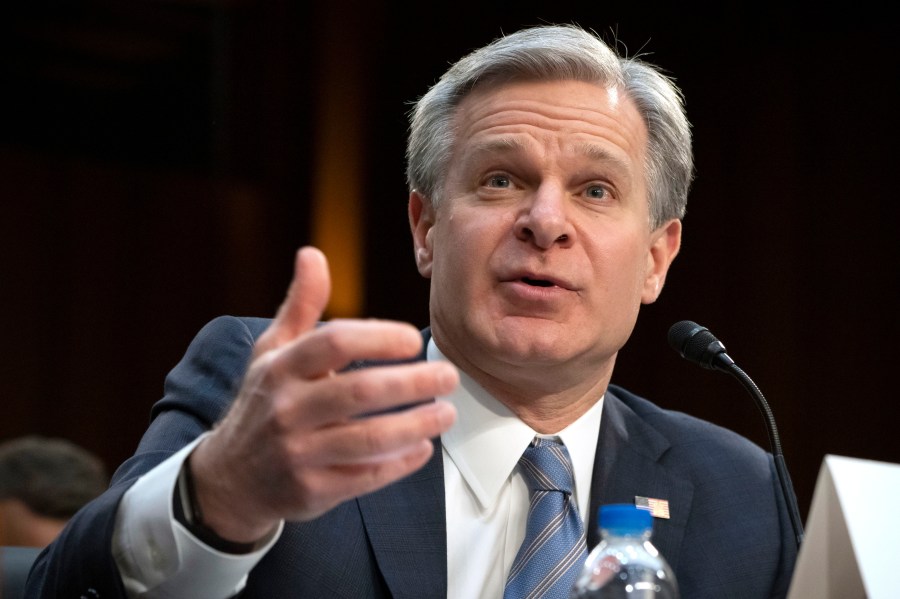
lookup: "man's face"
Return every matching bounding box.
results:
[410,79,681,390]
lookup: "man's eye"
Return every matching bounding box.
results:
[586,185,607,199]
[487,175,511,188]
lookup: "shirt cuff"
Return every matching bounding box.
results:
[112,434,284,598]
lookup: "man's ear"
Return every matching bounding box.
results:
[409,190,436,278]
[641,218,682,304]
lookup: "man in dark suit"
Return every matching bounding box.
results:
[26,24,798,598]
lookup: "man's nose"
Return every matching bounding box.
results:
[513,183,575,249]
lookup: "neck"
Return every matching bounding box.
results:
[479,372,608,433]
[432,335,614,434]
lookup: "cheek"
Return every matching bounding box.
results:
[437,208,505,257]
[590,236,650,298]
[431,214,505,297]
[431,221,472,281]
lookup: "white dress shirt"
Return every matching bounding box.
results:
[112,339,603,598]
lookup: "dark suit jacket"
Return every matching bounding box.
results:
[25,315,797,598]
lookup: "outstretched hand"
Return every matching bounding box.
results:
[190,247,459,543]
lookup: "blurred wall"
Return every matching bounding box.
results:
[1,0,897,522]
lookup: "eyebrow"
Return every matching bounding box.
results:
[574,141,633,174]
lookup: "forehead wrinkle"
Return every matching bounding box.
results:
[464,135,633,177]
[468,136,528,156]
[460,110,642,164]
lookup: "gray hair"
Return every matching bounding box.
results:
[406,24,693,228]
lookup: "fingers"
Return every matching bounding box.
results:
[269,319,429,380]
[274,403,456,519]
[290,399,457,467]
[275,361,459,428]
[257,246,332,353]
[253,247,427,378]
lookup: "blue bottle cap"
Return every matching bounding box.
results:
[598,503,653,535]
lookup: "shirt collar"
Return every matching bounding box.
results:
[429,339,603,511]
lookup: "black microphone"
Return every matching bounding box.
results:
[667,320,805,548]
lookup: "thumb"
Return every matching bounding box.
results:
[257,246,331,353]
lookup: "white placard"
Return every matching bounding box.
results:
[787,454,900,599]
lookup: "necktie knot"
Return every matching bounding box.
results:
[519,438,576,496]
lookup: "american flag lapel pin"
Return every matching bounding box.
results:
[635,496,670,519]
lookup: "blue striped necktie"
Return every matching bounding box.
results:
[504,438,587,599]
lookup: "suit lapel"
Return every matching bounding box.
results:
[587,389,694,571]
[358,438,447,599]
[354,330,448,599]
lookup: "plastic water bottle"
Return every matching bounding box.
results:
[570,503,679,598]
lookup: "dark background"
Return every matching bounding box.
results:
[2,1,897,525]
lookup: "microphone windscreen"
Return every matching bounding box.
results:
[667,320,725,367]
[667,320,705,355]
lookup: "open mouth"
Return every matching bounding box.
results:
[521,277,555,288]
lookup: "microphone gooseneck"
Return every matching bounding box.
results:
[667,320,805,548]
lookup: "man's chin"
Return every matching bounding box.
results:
[489,330,587,368]
[437,316,599,370]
